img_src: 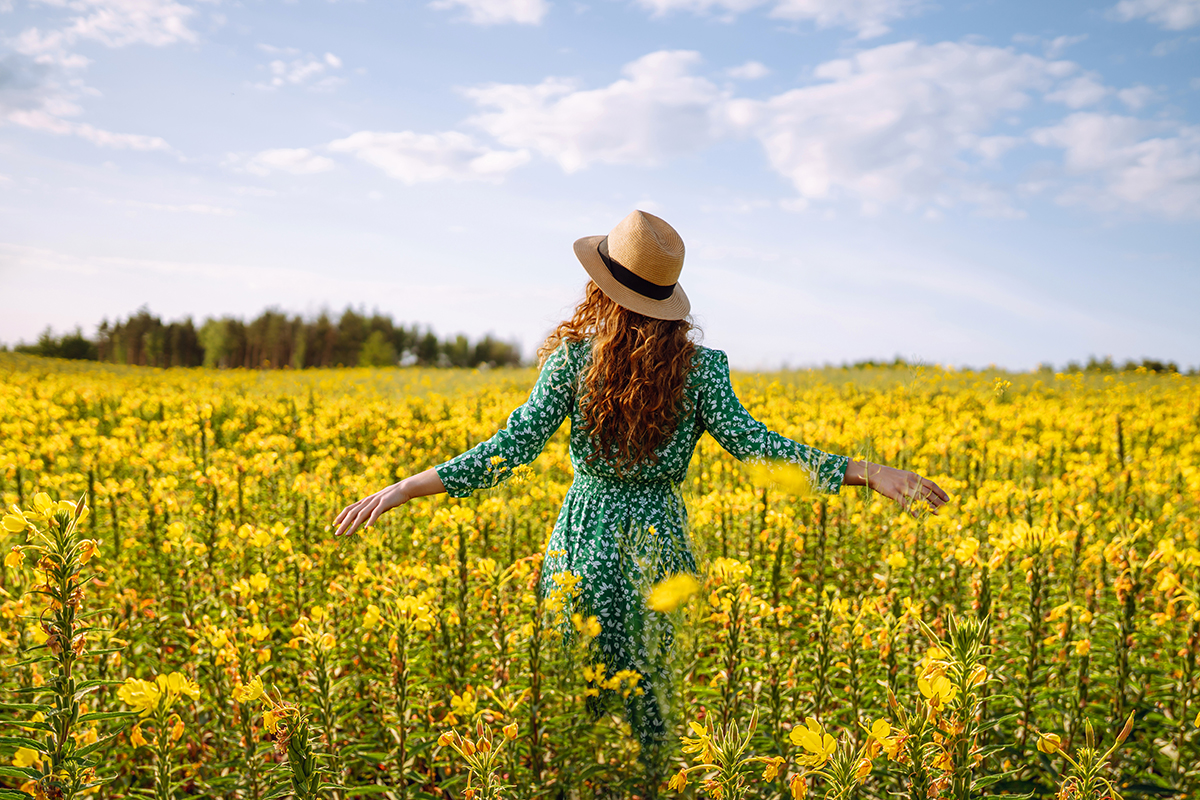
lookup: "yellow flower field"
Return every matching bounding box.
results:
[1,352,1197,799]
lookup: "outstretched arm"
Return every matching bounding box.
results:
[843,459,950,514]
[699,349,950,513]
[331,342,579,540]
[334,468,445,538]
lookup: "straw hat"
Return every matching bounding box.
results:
[573,210,690,321]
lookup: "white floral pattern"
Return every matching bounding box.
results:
[436,340,848,747]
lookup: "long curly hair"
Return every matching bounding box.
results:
[538,281,699,472]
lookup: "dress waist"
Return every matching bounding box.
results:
[571,471,682,494]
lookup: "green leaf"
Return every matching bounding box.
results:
[0,765,42,780]
[74,728,124,759]
[0,703,45,713]
[0,736,45,752]
[0,721,52,733]
[78,710,137,723]
[0,789,36,800]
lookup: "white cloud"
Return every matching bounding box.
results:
[1031,112,1200,218]
[1045,34,1088,58]
[726,61,770,80]
[327,130,529,183]
[1111,0,1200,30]
[244,148,336,176]
[1045,74,1109,107]
[429,0,549,25]
[1117,85,1158,109]
[1,54,172,150]
[25,0,197,50]
[466,50,730,172]
[633,0,922,38]
[255,52,344,91]
[731,41,1068,213]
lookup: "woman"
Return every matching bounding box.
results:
[334,209,949,761]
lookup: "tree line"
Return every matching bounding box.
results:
[7,307,524,369]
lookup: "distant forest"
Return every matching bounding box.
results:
[6,307,524,369]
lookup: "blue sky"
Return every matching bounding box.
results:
[1,0,1198,369]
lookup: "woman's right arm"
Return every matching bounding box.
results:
[333,343,579,539]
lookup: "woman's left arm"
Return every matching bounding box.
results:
[334,467,445,538]
[843,459,951,514]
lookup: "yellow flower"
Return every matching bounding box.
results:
[78,539,100,565]
[363,604,382,631]
[709,557,751,585]
[2,509,28,533]
[503,722,518,740]
[885,552,908,570]
[647,574,701,612]
[235,676,265,704]
[450,686,477,720]
[245,622,269,642]
[681,720,716,764]
[790,717,837,767]
[571,613,601,640]
[1037,733,1061,754]
[789,773,808,800]
[869,719,891,740]
[4,547,23,569]
[918,673,958,707]
[12,747,40,768]
[170,719,185,743]
[249,572,269,593]
[854,757,872,782]
[749,461,812,495]
[1073,639,1091,656]
[760,756,785,781]
[131,724,149,747]
[264,709,280,734]
[160,672,201,701]
[668,769,688,791]
[118,678,162,716]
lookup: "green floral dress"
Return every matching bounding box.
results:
[436,340,847,750]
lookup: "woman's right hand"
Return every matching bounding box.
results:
[844,459,950,514]
[332,467,448,540]
[334,482,411,539]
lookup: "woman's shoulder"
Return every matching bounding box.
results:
[693,345,729,370]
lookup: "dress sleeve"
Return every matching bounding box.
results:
[435,343,578,498]
[697,349,848,494]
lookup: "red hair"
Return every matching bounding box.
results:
[539,282,699,472]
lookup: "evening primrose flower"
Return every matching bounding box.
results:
[885,552,908,570]
[363,604,382,630]
[790,717,837,767]
[4,547,23,569]
[1037,732,1061,754]
[759,755,785,781]
[789,773,808,799]
[668,769,689,791]
[118,678,162,716]
[12,747,40,768]
[2,508,27,532]
[918,673,958,707]
[681,720,717,764]
[235,676,265,704]
[647,573,701,612]
[1074,639,1091,656]
[131,724,149,747]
